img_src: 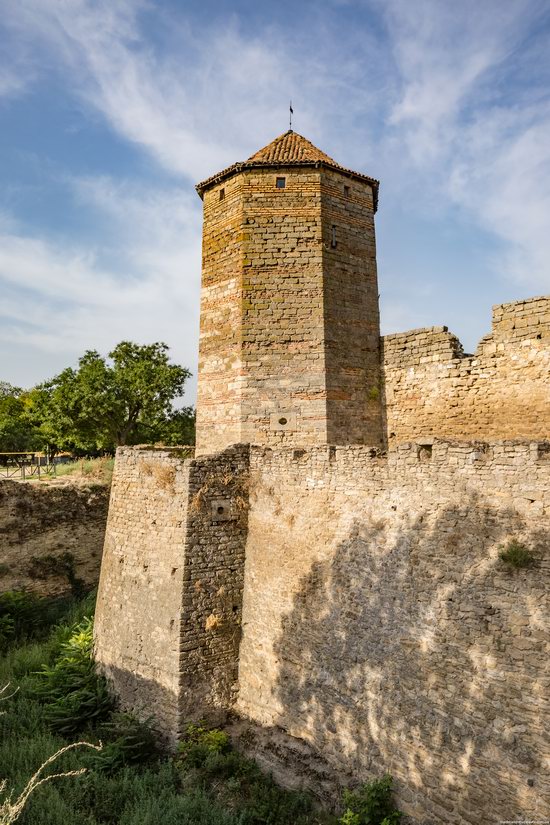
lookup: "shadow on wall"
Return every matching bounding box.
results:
[273,498,549,825]
[99,663,182,749]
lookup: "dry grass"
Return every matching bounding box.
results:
[153,464,176,490]
[139,460,155,476]
[0,741,102,825]
[138,460,176,490]
[189,471,249,524]
[205,614,222,631]
[51,457,114,485]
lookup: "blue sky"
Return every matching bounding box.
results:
[1,0,549,402]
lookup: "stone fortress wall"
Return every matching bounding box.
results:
[93,129,550,825]
[382,295,550,444]
[237,440,550,824]
[95,431,550,824]
[94,445,249,743]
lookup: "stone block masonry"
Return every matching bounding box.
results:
[94,444,249,744]
[383,295,550,445]
[237,441,550,824]
[95,439,549,824]
[93,129,550,825]
[195,160,383,454]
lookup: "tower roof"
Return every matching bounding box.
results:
[196,130,379,210]
[247,131,339,165]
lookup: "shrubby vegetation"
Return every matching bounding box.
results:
[339,775,401,825]
[0,341,195,456]
[498,539,536,570]
[0,590,401,824]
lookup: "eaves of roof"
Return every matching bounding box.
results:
[195,159,379,212]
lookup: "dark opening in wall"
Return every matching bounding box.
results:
[331,225,337,248]
[278,417,288,426]
[276,177,286,189]
[219,188,225,201]
[417,444,433,462]
[344,185,350,197]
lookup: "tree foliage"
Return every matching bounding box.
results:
[0,342,194,454]
[0,385,39,453]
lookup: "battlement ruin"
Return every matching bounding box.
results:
[94,131,550,825]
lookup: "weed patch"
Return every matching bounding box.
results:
[499,539,536,570]
[0,599,339,825]
[339,775,401,825]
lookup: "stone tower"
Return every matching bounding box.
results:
[195,130,382,454]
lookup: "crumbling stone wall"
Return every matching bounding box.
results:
[94,444,249,743]
[0,480,109,596]
[235,442,550,824]
[383,295,550,445]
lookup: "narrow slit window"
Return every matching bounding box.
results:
[276,177,286,189]
[331,225,337,248]
[344,185,350,197]
[219,188,225,201]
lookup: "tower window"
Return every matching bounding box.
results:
[219,188,225,201]
[276,177,286,189]
[344,185,350,197]
[331,225,337,248]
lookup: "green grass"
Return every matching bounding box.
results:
[50,457,114,484]
[0,593,337,825]
[9,457,114,485]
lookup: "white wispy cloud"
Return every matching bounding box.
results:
[380,0,550,292]
[0,0,548,394]
[0,176,202,396]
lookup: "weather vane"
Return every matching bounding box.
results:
[289,100,293,131]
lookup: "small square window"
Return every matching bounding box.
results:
[276,177,286,189]
[344,185,350,197]
[219,188,225,201]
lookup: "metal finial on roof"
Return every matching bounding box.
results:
[289,100,293,131]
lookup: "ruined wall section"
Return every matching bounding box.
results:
[0,479,109,596]
[382,295,550,445]
[321,168,383,447]
[94,444,250,743]
[237,441,550,824]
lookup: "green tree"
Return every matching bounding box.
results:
[0,384,39,453]
[34,342,192,452]
[147,406,196,446]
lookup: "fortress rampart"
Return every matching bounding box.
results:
[93,131,550,824]
[95,437,550,824]
[383,295,550,444]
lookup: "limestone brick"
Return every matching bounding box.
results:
[94,444,249,743]
[93,128,550,824]
[95,439,550,823]
[195,142,383,454]
[382,296,550,445]
[236,441,550,824]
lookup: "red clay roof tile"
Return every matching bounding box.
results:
[247,131,339,165]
